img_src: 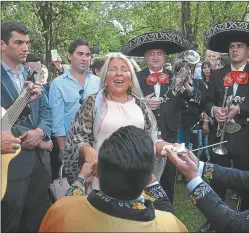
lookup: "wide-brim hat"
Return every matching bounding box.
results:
[204,21,249,53]
[121,31,190,57]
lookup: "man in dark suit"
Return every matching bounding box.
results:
[200,20,249,232]
[121,31,205,203]
[1,20,52,232]
[165,147,249,232]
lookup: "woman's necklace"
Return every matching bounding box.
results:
[108,94,130,103]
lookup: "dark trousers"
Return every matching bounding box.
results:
[1,154,52,232]
[160,135,178,204]
[50,136,61,180]
[210,126,249,212]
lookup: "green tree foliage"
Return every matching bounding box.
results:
[1,1,249,66]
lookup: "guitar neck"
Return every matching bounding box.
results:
[1,88,31,131]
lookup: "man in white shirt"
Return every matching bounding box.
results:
[201,20,249,232]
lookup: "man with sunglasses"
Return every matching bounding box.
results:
[49,39,100,157]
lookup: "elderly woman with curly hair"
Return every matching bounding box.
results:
[62,52,170,192]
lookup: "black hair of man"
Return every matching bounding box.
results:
[98,125,155,200]
[68,39,92,54]
[25,53,41,63]
[91,58,105,75]
[1,20,29,44]
[67,39,92,64]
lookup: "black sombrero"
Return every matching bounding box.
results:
[204,21,249,53]
[121,31,190,57]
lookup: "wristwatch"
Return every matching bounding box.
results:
[76,176,85,185]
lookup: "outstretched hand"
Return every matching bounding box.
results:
[165,147,199,181]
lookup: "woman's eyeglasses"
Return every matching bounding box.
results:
[79,89,84,104]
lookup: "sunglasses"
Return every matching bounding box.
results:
[79,89,84,104]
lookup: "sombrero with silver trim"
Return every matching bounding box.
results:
[204,21,249,53]
[121,31,190,56]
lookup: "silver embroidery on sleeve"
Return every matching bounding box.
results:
[203,162,214,182]
[190,182,211,204]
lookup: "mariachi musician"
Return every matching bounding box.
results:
[121,31,206,203]
[200,21,249,232]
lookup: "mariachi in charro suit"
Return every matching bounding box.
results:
[137,67,205,203]
[137,67,205,142]
[1,64,52,232]
[190,162,249,232]
[205,62,249,211]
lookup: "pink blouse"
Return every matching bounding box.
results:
[95,98,145,151]
[90,98,145,192]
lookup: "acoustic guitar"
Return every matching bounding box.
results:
[1,68,39,199]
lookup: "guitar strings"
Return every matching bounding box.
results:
[3,91,32,127]
[2,93,31,130]
[2,92,32,130]
[2,88,33,131]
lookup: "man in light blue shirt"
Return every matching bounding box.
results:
[49,39,100,153]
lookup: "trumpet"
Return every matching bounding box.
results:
[216,87,229,137]
[182,50,201,65]
[213,90,241,155]
[216,88,241,137]
[169,63,191,96]
[170,50,200,96]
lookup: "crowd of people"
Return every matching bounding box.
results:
[1,19,249,232]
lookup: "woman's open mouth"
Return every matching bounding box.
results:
[114,80,124,84]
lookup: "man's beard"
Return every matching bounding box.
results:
[76,66,88,74]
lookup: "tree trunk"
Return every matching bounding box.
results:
[181,2,192,41]
[37,2,50,68]
[181,2,186,37]
[193,2,200,39]
[48,2,53,67]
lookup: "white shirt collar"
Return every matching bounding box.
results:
[1,60,24,74]
[149,68,163,74]
[231,63,247,71]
